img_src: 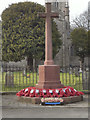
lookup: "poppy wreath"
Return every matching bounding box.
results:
[29,88,36,97]
[24,87,32,97]
[35,89,42,97]
[16,89,25,96]
[53,88,62,97]
[70,87,78,96]
[41,89,49,98]
[48,89,55,97]
[64,86,74,97]
[60,88,68,97]
[16,86,84,97]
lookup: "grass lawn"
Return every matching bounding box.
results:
[0,71,83,92]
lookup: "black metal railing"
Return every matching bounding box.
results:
[0,64,89,92]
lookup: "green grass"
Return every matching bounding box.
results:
[1,71,39,92]
[60,73,83,91]
[0,71,83,92]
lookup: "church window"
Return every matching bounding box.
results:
[55,2,58,8]
[70,46,74,56]
[66,22,68,29]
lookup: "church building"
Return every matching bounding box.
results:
[51,1,88,67]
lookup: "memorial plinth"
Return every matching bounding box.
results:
[36,65,64,89]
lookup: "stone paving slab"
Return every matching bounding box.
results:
[1,94,88,108]
[0,94,88,118]
[2,107,88,118]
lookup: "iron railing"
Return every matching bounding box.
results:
[0,64,89,92]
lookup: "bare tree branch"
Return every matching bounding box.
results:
[71,11,88,30]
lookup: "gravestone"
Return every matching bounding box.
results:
[5,71,14,87]
[69,67,72,74]
[75,67,79,77]
[83,70,89,90]
[36,3,64,89]
[79,68,82,73]
[23,68,26,76]
[1,65,3,73]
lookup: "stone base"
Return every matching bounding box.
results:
[36,65,64,89]
[17,95,83,105]
[17,96,41,104]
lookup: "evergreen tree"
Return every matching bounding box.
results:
[71,28,88,67]
[2,2,62,68]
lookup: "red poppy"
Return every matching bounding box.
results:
[16,86,84,98]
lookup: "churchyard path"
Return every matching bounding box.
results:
[0,94,88,118]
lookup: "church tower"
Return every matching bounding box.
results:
[51,1,71,67]
[65,2,69,23]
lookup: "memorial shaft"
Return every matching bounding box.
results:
[39,3,59,65]
[45,3,53,65]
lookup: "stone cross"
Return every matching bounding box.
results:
[38,3,59,65]
[36,3,64,89]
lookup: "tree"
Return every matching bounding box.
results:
[88,30,90,56]
[71,28,88,68]
[71,11,88,30]
[71,28,89,90]
[2,2,62,69]
[0,21,2,61]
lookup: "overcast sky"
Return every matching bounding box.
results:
[0,0,89,22]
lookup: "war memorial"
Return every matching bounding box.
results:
[16,1,84,105]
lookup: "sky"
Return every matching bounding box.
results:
[0,0,90,22]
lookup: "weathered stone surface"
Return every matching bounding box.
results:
[63,97,72,104]
[83,71,89,90]
[63,95,83,104]
[17,96,41,104]
[5,72,14,87]
[36,65,64,89]
[17,95,83,105]
[38,3,59,65]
